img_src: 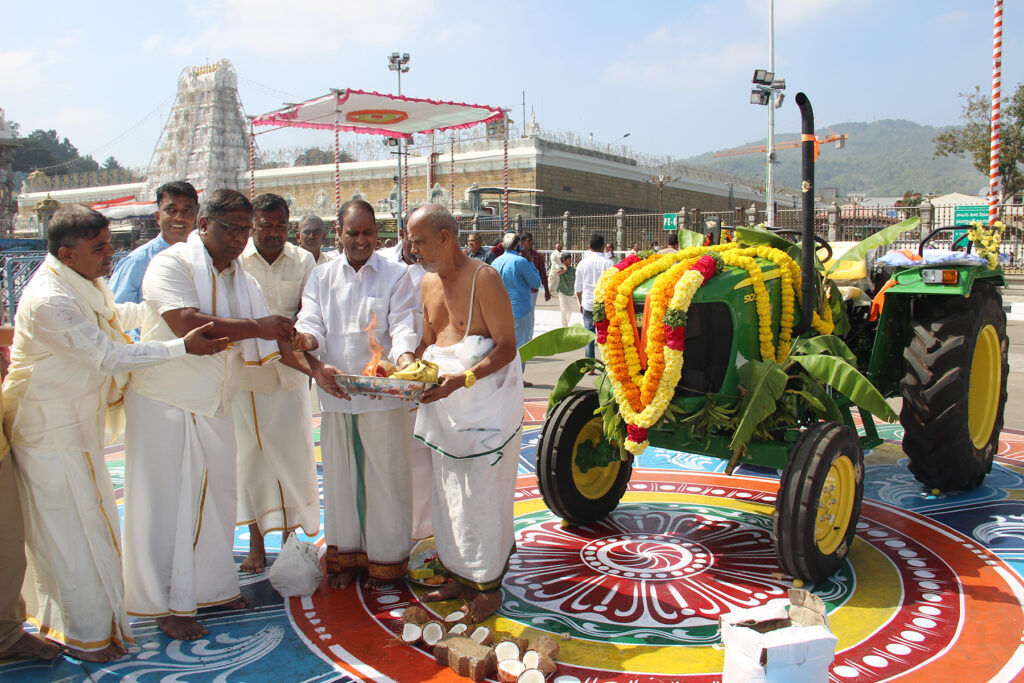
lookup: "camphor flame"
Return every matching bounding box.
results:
[361,312,383,376]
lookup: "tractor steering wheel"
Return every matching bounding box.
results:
[772,230,833,262]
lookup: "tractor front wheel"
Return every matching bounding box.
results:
[900,283,1008,491]
[537,390,633,525]
[774,422,864,583]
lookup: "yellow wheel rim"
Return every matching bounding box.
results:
[571,417,621,500]
[816,454,856,556]
[969,324,1001,450]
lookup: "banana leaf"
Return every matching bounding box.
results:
[730,360,789,454]
[679,228,705,248]
[831,216,920,273]
[790,334,858,365]
[735,226,805,263]
[789,353,898,422]
[547,357,604,415]
[519,323,595,363]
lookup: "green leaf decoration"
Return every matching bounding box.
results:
[730,360,789,455]
[678,229,705,248]
[547,357,604,415]
[663,308,688,327]
[519,323,596,363]
[789,368,845,423]
[790,334,858,365]
[831,216,920,273]
[735,226,805,263]
[790,353,898,422]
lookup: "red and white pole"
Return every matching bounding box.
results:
[248,120,256,200]
[502,111,509,232]
[334,118,341,213]
[989,0,1003,225]
[450,135,456,213]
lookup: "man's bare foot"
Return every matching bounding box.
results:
[221,596,248,610]
[240,524,266,572]
[465,591,502,623]
[62,642,129,662]
[0,632,61,661]
[328,569,359,589]
[422,580,468,603]
[367,577,395,590]
[156,615,208,641]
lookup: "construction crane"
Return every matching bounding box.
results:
[712,132,848,158]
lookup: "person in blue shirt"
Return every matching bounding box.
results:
[109,181,199,306]
[492,232,541,379]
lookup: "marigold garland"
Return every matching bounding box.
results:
[593,240,837,455]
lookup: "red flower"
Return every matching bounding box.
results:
[664,325,686,351]
[614,255,640,271]
[595,320,609,344]
[690,254,718,282]
[626,424,647,443]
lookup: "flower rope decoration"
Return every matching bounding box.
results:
[593,241,838,455]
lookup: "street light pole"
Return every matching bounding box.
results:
[388,52,410,232]
[766,0,775,227]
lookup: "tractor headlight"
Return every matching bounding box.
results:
[921,269,959,285]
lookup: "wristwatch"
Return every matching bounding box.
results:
[464,370,477,388]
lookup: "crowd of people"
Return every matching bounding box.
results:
[0,184,529,663]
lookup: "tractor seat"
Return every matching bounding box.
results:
[822,240,874,299]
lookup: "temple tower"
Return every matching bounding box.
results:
[140,59,248,201]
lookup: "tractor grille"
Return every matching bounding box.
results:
[680,302,732,394]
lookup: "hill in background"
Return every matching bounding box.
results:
[684,119,987,197]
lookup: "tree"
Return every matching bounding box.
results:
[934,84,1024,197]
[102,156,123,171]
[293,146,353,167]
[11,127,99,173]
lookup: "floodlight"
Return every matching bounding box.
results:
[775,92,785,108]
[771,78,786,90]
[750,88,770,106]
[752,69,774,85]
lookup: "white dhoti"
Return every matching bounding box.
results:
[122,389,241,617]
[415,336,523,592]
[233,387,319,537]
[407,408,434,541]
[321,408,412,582]
[15,444,132,651]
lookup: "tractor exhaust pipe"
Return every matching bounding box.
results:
[794,92,815,337]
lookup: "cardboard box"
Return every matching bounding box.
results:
[719,589,837,683]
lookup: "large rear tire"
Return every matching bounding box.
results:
[537,390,633,525]
[900,283,1008,491]
[774,422,864,583]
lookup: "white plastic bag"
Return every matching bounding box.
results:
[269,532,323,597]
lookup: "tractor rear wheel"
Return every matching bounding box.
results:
[900,283,1008,491]
[537,390,633,525]
[774,422,864,583]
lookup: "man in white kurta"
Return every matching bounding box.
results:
[3,205,224,661]
[293,200,419,587]
[122,189,296,642]
[234,195,319,573]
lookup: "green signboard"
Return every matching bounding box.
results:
[662,213,678,231]
[952,205,989,245]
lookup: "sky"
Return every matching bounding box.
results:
[1,0,1019,171]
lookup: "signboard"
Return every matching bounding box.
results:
[662,213,678,231]
[952,205,988,245]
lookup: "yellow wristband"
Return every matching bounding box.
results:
[464,370,477,388]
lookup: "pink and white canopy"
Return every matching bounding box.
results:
[252,88,504,138]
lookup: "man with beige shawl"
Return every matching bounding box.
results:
[3,205,226,662]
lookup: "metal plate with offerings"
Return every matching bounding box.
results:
[333,374,437,402]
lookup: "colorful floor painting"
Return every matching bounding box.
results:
[6,401,1024,682]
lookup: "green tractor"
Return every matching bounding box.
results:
[537,92,1008,583]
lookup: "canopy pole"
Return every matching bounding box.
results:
[248,118,256,200]
[450,135,456,213]
[403,146,410,218]
[334,114,341,214]
[502,111,509,232]
[989,0,1003,225]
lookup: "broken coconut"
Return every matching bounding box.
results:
[421,621,446,647]
[531,634,560,659]
[444,610,468,627]
[448,623,469,637]
[433,635,497,682]
[497,659,526,683]
[517,669,546,683]
[493,640,521,663]
[401,605,431,626]
[469,626,494,647]
[400,622,423,645]
[521,650,557,676]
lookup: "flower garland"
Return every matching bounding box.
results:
[594,241,835,455]
[967,220,1006,270]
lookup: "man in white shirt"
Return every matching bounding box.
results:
[296,214,334,266]
[234,194,319,573]
[122,189,310,642]
[575,232,613,360]
[292,199,419,588]
[4,205,226,661]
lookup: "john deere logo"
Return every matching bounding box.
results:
[345,109,408,125]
